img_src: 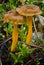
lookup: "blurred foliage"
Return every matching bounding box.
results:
[6,0,17,10]
[3,23,13,35]
[10,44,29,64]
[0,4,5,16]
[0,4,5,25]
[36,61,40,65]
[10,43,34,64]
[18,25,27,41]
[26,0,35,4]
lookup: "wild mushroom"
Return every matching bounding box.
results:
[16,4,42,44]
[20,0,26,3]
[3,10,25,51]
[20,0,26,5]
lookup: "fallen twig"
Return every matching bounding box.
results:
[33,18,39,38]
[0,37,44,49]
[19,41,43,49]
[26,44,43,49]
[0,37,11,46]
[25,57,42,65]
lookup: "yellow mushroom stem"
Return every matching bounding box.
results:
[26,16,32,44]
[11,24,18,51]
[6,31,9,38]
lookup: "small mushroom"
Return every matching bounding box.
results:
[20,0,26,5]
[20,0,26,3]
[16,4,42,44]
[3,10,25,51]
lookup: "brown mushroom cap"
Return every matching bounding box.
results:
[3,10,25,24]
[16,4,42,16]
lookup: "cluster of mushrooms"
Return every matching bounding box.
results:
[3,4,42,52]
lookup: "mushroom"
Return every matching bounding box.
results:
[20,0,26,3]
[20,0,26,5]
[3,10,25,51]
[16,4,42,44]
